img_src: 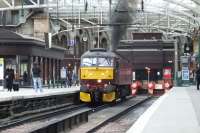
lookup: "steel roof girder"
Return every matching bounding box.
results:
[146,10,197,26]
[163,0,200,15]
[145,3,200,25]
[190,0,200,5]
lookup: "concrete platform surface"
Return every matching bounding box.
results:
[127,86,200,133]
[0,86,80,102]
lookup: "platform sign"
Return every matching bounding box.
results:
[182,68,189,81]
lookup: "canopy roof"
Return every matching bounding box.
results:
[0,0,199,36]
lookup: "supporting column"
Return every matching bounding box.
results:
[43,57,46,85]
[51,59,54,81]
[44,58,48,85]
[58,60,61,81]
[16,55,20,80]
[28,56,34,86]
[49,58,52,83]
[52,59,55,85]
[47,58,50,85]
[39,57,44,85]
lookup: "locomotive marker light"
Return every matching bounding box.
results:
[131,81,142,96]
[148,82,155,95]
[148,82,153,89]
[131,82,138,96]
[164,82,170,93]
[131,83,137,89]
[164,82,170,89]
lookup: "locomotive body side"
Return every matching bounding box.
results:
[115,57,132,85]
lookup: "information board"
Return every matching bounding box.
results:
[60,67,66,79]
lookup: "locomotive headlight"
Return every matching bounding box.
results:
[97,79,102,83]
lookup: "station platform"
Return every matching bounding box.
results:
[0,86,80,102]
[127,86,200,133]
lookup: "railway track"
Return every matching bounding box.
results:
[0,101,114,133]
[0,95,153,133]
[0,103,87,132]
[87,96,151,133]
[96,97,158,133]
[68,95,151,133]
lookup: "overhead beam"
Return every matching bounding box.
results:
[149,16,166,26]
[2,0,11,7]
[81,18,96,25]
[29,0,37,5]
[116,49,175,52]
[0,4,57,11]
[191,0,200,5]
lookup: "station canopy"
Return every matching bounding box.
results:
[0,0,200,37]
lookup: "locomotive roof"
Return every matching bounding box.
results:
[81,49,117,58]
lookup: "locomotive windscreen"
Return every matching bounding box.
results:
[81,57,114,67]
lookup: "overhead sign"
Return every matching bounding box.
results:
[182,69,189,81]
[0,58,4,80]
[181,56,189,64]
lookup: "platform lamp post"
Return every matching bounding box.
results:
[198,36,200,64]
[174,40,178,86]
[145,67,151,84]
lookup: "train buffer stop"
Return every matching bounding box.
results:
[127,86,200,133]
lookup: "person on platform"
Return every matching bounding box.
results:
[196,65,200,90]
[67,70,72,88]
[23,71,28,84]
[4,67,14,92]
[32,62,42,92]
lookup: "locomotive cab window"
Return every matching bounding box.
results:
[81,58,97,66]
[98,57,113,67]
[81,57,113,67]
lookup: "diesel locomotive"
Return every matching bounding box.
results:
[79,48,132,103]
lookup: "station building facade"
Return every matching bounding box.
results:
[0,29,65,87]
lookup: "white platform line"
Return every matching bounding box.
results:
[126,90,171,133]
